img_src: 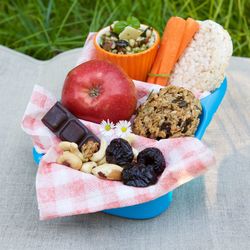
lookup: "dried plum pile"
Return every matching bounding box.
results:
[122,147,166,187]
[105,138,167,187]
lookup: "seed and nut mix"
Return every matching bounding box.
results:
[99,18,155,55]
[132,85,202,139]
[81,140,100,162]
[56,138,167,187]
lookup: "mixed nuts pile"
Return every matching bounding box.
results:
[57,138,166,187]
[99,17,155,55]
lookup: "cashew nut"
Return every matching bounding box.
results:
[58,141,74,151]
[57,151,82,170]
[97,156,107,165]
[58,141,83,161]
[92,163,123,181]
[80,161,97,174]
[90,139,107,162]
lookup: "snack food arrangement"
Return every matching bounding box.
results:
[42,97,167,187]
[22,15,232,219]
[41,59,203,188]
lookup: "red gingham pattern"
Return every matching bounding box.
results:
[21,85,215,220]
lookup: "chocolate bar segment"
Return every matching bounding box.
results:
[60,120,86,144]
[42,104,68,132]
[42,102,99,147]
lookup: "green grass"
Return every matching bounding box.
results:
[1,0,250,60]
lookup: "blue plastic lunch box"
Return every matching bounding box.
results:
[33,78,227,219]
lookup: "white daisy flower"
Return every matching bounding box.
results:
[115,120,132,138]
[100,119,115,138]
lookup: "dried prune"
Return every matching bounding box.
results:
[122,163,157,187]
[106,138,134,166]
[137,147,166,175]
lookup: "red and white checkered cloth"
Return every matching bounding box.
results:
[21,82,215,220]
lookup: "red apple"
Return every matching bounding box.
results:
[61,60,137,123]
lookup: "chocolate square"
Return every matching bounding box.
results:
[41,102,100,147]
[60,120,87,144]
[42,104,68,132]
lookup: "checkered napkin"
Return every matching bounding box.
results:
[21,82,215,220]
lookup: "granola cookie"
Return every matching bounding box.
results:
[132,85,202,139]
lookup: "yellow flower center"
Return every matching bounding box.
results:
[121,127,127,132]
[105,124,111,131]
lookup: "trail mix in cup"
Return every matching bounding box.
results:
[99,17,156,54]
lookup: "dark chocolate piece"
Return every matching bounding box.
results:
[42,102,99,148]
[42,104,68,132]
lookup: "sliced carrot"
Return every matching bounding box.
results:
[147,17,199,86]
[147,19,170,83]
[155,17,186,86]
[147,50,163,83]
[176,17,199,59]
[147,44,164,83]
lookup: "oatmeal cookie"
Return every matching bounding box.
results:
[132,85,202,139]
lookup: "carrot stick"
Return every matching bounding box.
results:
[176,18,199,59]
[147,58,161,83]
[147,17,199,85]
[147,19,171,83]
[147,52,163,83]
[155,17,186,86]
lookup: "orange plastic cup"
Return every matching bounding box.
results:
[94,25,160,81]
